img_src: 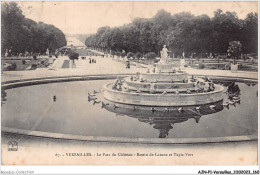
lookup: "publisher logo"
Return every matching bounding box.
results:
[8,141,18,151]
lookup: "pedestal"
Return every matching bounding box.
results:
[231,63,238,71]
[70,61,76,68]
[180,59,185,68]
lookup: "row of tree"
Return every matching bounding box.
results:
[85,9,257,58]
[1,2,67,56]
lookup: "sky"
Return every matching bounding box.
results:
[16,1,258,35]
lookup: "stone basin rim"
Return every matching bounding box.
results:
[103,83,225,96]
[1,74,257,91]
[1,73,257,86]
[2,127,258,144]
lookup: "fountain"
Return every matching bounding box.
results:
[0,45,257,143]
[103,45,225,106]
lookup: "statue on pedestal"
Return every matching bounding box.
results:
[160,45,170,63]
[5,49,8,57]
[46,48,50,56]
[149,83,156,94]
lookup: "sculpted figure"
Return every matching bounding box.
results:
[160,44,170,62]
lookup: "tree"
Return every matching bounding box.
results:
[115,51,121,57]
[1,2,25,54]
[241,13,258,54]
[139,19,153,53]
[211,9,242,54]
[135,52,142,62]
[227,41,242,64]
[68,50,79,65]
[127,52,134,59]
[145,52,157,59]
[120,52,126,58]
[110,28,123,51]
[151,10,173,54]
[85,8,257,58]
[1,2,66,55]
[122,24,140,53]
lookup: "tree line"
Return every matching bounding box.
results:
[1,2,67,56]
[85,9,257,58]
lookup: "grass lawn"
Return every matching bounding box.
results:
[131,58,159,65]
[2,57,47,71]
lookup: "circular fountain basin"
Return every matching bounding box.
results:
[103,83,224,106]
[1,76,258,143]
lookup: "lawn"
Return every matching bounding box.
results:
[2,57,47,71]
[130,58,160,65]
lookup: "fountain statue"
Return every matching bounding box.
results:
[46,48,50,56]
[160,44,170,63]
[155,45,176,72]
[102,45,224,106]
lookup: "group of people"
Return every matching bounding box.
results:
[89,57,96,64]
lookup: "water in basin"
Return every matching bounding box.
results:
[1,79,258,139]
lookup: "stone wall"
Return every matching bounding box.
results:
[125,78,195,91]
[141,72,187,82]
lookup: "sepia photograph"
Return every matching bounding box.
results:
[0,0,258,173]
